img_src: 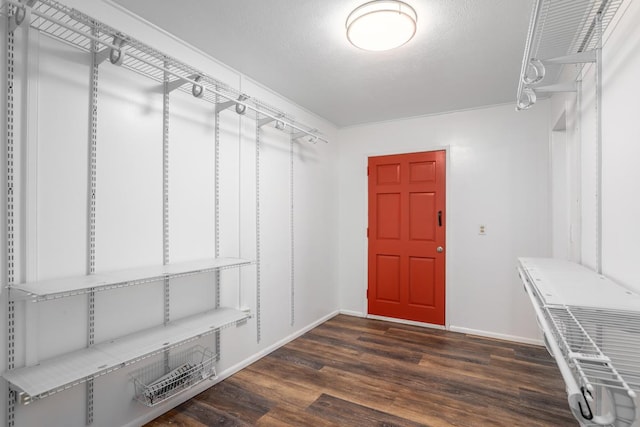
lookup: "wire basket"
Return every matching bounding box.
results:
[132,345,217,407]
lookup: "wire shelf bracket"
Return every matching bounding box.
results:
[257,115,286,130]
[533,82,578,93]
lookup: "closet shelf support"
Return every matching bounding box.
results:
[8,0,35,33]
[533,82,577,93]
[543,50,597,65]
[165,74,199,93]
[292,130,318,143]
[214,95,248,114]
[257,116,286,130]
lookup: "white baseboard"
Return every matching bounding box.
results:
[338,309,365,317]
[366,314,446,330]
[339,310,542,347]
[215,310,340,381]
[126,310,340,427]
[340,310,446,330]
[449,325,543,346]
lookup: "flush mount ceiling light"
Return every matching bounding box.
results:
[346,0,417,51]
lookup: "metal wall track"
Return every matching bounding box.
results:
[290,135,295,327]
[594,12,603,275]
[255,122,261,343]
[214,90,221,359]
[6,7,17,427]
[162,63,170,374]
[85,24,100,426]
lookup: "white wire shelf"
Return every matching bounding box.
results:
[4,0,327,143]
[2,307,250,404]
[516,0,623,110]
[518,258,640,425]
[7,257,254,302]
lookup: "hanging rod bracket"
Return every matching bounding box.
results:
[533,82,577,93]
[96,35,126,66]
[165,74,199,93]
[257,115,286,129]
[215,94,249,115]
[215,99,235,114]
[109,36,126,66]
[292,129,319,143]
[96,48,110,65]
[257,117,275,128]
[235,94,248,115]
[191,76,204,98]
[543,50,596,65]
[8,0,36,33]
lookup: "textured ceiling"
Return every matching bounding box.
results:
[111,0,532,127]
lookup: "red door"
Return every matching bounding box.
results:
[368,150,446,325]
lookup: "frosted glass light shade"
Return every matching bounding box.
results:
[346,1,417,51]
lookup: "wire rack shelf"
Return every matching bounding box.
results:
[519,258,640,426]
[132,345,217,407]
[516,0,624,110]
[5,0,327,143]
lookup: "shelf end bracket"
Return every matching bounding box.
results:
[534,82,577,93]
[8,0,36,33]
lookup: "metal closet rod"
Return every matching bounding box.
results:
[7,0,328,144]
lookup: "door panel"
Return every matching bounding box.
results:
[409,161,436,183]
[368,150,446,325]
[409,192,435,241]
[376,163,401,184]
[408,256,435,307]
[376,193,401,239]
[376,255,401,302]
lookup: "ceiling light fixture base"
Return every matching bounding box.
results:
[346,0,417,52]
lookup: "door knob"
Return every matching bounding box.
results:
[437,246,444,253]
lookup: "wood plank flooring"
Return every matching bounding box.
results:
[145,315,577,426]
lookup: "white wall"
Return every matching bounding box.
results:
[337,102,551,343]
[0,1,339,426]
[600,0,640,294]
[549,68,582,264]
[547,0,640,294]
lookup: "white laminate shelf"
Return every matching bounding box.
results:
[519,257,640,310]
[2,307,251,404]
[7,258,254,302]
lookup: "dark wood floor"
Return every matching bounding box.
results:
[145,315,577,426]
